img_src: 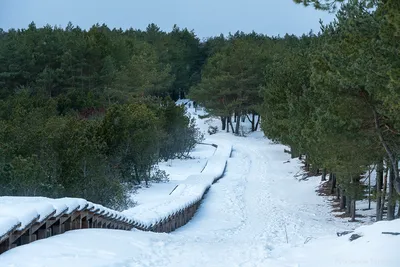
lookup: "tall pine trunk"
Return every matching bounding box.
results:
[350,199,356,222]
[346,195,351,215]
[228,116,235,133]
[221,116,226,131]
[251,113,255,131]
[376,161,383,221]
[340,188,346,210]
[321,168,327,182]
[330,173,336,194]
[387,166,396,220]
[397,201,400,218]
[235,115,240,135]
[255,115,260,131]
[380,167,388,220]
[291,146,298,159]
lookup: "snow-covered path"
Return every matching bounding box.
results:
[148,133,352,267]
[0,132,357,267]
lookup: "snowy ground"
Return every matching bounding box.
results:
[132,144,216,206]
[1,101,398,267]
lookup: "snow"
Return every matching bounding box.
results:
[0,217,20,239]
[0,204,39,231]
[158,144,215,181]
[133,143,216,206]
[123,138,232,227]
[1,100,399,266]
[270,219,400,267]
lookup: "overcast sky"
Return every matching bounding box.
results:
[0,0,334,38]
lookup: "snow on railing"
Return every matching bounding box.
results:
[0,197,134,255]
[123,141,232,232]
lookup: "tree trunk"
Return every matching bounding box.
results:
[380,168,388,220]
[336,185,340,199]
[388,166,396,220]
[235,115,240,135]
[376,161,383,221]
[234,113,237,123]
[330,173,336,194]
[368,169,371,210]
[305,162,310,172]
[346,195,351,215]
[350,199,356,222]
[252,113,255,131]
[311,166,319,176]
[291,146,298,159]
[145,167,150,187]
[221,116,226,131]
[397,201,400,218]
[321,168,327,182]
[228,116,235,133]
[255,115,260,131]
[340,189,346,210]
[134,167,140,185]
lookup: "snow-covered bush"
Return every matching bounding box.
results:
[208,125,218,135]
[150,166,170,183]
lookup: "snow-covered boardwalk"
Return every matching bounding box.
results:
[0,197,134,254]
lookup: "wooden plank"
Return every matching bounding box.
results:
[77,203,89,212]
[37,228,49,240]
[52,223,63,235]
[0,222,21,244]
[71,214,82,230]
[82,217,89,229]
[0,239,10,254]
[62,216,73,232]
[20,233,37,245]
[89,207,101,213]
[9,215,40,244]
[45,206,69,229]
[31,210,57,233]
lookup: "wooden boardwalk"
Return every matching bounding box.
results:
[0,200,134,255]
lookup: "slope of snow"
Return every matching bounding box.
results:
[270,218,400,267]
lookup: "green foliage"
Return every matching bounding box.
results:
[114,41,174,98]
[99,103,161,185]
[190,34,270,121]
[158,98,204,160]
[0,22,205,208]
[261,0,400,197]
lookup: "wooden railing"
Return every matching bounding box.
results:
[0,204,134,255]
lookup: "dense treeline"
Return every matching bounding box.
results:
[190,0,400,221]
[0,23,204,209]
